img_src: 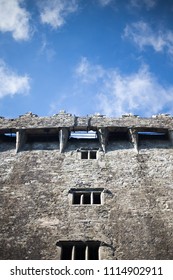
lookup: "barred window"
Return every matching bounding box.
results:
[57,241,100,260]
[81,150,97,159]
[71,189,103,205]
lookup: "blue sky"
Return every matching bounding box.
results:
[0,0,173,118]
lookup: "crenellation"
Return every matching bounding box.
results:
[1,112,173,131]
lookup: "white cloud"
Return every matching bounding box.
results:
[75,57,105,83]
[75,57,173,117]
[0,60,30,98]
[0,0,31,41]
[129,0,157,10]
[39,35,56,62]
[124,21,173,56]
[97,0,113,7]
[39,0,79,28]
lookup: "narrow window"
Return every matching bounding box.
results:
[57,241,100,260]
[93,192,101,204]
[81,150,98,159]
[73,193,81,204]
[70,189,103,205]
[88,244,99,260]
[83,193,91,204]
[90,151,97,159]
[61,244,73,260]
[75,244,86,260]
[81,151,88,159]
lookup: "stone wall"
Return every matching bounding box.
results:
[0,112,173,259]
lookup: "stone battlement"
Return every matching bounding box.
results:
[1,112,173,154]
[0,111,173,130]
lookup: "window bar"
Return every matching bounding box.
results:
[91,192,93,205]
[85,245,89,260]
[71,245,75,260]
[80,194,84,205]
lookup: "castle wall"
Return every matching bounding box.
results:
[0,113,173,259]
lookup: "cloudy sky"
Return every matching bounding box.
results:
[0,0,173,118]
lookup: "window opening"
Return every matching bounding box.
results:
[88,244,99,260]
[58,241,100,260]
[26,129,59,143]
[73,193,81,204]
[61,245,73,260]
[93,192,101,204]
[75,244,86,260]
[71,189,102,205]
[0,132,16,143]
[138,131,168,141]
[80,150,97,159]
[83,193,91,204]
[90,151,97,159]
[70,130,97,139]
[108,130,129,141]
[81,151,88,159]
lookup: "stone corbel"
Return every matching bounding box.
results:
[97,127,108,153]
[129,128,138,152]
[59,127,69,153]
[16,129,26,153]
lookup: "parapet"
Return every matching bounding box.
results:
[0,111,173,130]
[1,111,173,153]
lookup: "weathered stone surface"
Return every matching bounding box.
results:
[0,112,173,130]
[0,113,173,259]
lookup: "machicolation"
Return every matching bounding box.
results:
[0,111,173,259]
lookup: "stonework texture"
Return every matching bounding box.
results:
[0,112,173,259]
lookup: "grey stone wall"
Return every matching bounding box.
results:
[0,112,173,259]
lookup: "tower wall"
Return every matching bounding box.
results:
[0,112,173,259]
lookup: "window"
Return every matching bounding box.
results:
[57,241,100,260]
[71,189,103,205]
[90,151,97,159]
[81,151,88,159]
[81,150,97,159]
